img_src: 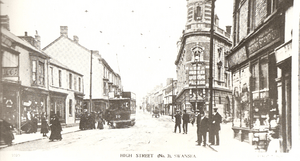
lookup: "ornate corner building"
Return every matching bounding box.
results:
[174,0,232,119]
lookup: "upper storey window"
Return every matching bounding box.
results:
[234,0,278,45]
[194,5,202,21]
[32,60,45,86]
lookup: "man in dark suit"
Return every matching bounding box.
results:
[210,107,222,145]
[182,110,189,134]
[197,110,208,146]
[174,110,181,133]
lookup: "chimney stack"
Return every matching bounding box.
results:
[226,26,232,35]
[60,26,68,37]
[73,35,79,43]
[1,15,10,31]
[35,30,41,50]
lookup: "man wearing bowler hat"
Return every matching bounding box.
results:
[197,110,208,146]
[210,107,222,145]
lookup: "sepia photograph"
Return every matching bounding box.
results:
[0,0,299,160]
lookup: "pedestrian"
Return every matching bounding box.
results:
[31,112,38,133]
[174,110,181,133]
[210,107,222,146]
[182,110,189,134]
[0,119,14,146]
[197,110,208,146]
[40,112,49,137]
[97,113,104,130]
[49,114,62,141]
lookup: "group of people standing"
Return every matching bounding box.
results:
[173,107,222,147]
[79,111,104,130]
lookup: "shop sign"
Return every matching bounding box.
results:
[227,47,247,68]
[2,67,19,77]
[248,24,281,56]
[275,40,292,64]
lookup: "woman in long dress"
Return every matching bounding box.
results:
[40,112,49,137]
[49,114,62,141]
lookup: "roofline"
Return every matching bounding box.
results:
[175,31,232,65]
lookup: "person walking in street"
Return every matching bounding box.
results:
[40,112,49,137]
[174,110,181,133]
[49,114,62,141]
[31,112,38,133]
[210,107,222,146]
[182,110,189,134]
[0,119,14,146]
[197,110,208,146]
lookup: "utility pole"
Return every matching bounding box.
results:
[90,50,93,112]
[209,0,216,144]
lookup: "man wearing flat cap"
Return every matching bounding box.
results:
[210,107,222,145]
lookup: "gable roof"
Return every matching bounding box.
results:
[1,27,50,58]
[42,35,90,53]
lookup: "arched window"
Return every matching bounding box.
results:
[194,5,202,21]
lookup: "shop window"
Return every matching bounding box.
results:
[251,57,270,129]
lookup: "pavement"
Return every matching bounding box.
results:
[0,124,81,149]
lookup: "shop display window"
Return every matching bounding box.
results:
[251,57,273,130]
[232,66,250,128]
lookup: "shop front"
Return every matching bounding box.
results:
[49,91,67,123]
[21,87,49,133]
[227,17,284,146]
[2,83,20,129]
[275,40,292,152]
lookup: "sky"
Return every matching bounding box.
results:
[0,0,233,105]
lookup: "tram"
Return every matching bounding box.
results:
[105,92,136,128]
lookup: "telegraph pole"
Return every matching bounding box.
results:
[90,50,93,112]
[209,0,216,144]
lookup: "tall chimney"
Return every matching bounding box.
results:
[226,26,232,34]
[73,35,79,43]
[35,30,41,50]
[60,26,68,37]
[1,15,10,31]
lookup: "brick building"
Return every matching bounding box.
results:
[226,0,294,152]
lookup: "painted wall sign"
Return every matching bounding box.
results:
[227,47,247,68]
[248,24,281,56]
[2,67,19,77]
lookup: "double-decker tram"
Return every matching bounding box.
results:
[105,92,136,128]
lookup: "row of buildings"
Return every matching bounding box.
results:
[143,0,298,153]
[0,16,123,132]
